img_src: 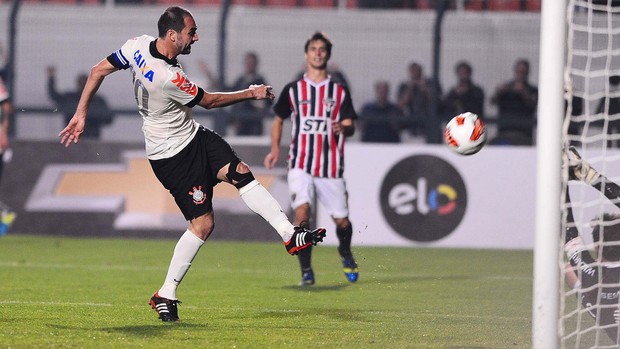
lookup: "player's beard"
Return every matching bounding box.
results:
[178,41,193,55]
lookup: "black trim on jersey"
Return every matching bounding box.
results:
[149,39,179,67]
[186,87,204,108]
[306,134,314,173]
[340,85,358,121]
[106,54,125,70]
[273,81,295,119]
[309,85,316,116]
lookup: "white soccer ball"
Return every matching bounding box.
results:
[443,112,487,155]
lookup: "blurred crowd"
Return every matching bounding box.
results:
[3,0,542,11]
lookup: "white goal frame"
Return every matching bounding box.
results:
[532,0,568,348]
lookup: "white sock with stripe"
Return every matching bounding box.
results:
[157,230,204,300]
[239,180,295,242]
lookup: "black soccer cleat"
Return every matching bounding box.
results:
[149,293,181,322]
[284,226,326,256]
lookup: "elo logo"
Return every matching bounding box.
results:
[380,155,467,242]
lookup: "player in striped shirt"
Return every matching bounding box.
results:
[58,6,326,322]
[264,32,359,286]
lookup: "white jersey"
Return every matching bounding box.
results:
[108,35,204,160]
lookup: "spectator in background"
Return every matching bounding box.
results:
[490,58,538,146]
[47,66,114,139]
[229,52,272,136]
[359,80,404,143]
[397,62,440,138]
[442,61,484,119]
[199,52,272,136]
[596,75,620,148]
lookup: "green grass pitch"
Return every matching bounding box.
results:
[0,235,533,348]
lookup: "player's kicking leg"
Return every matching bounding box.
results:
[225,160,326,254]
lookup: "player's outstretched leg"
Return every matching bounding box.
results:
[237,179,326,254]
[285,226,326,256]
[149,292,181,322]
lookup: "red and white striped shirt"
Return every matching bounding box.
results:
[274,76,357,178]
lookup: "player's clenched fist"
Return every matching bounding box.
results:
[249,84,275,100]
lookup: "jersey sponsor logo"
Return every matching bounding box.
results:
[171,72,198,96]
[133,50,155,82]
[300,116,329,135]
[379,155,466,242]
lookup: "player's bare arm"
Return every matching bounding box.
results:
[264,116,284,169]
[59,59,119,147]
[198,84,274,109]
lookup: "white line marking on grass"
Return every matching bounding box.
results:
[0,300,112,307]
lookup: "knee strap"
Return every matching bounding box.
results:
[226,159,256,189]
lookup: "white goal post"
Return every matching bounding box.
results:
[535,1,620,347]
[532,0,567,348]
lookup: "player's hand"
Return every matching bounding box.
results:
[249,84,275,100]
[565,146,600,185]
[264,150,279,169]
[58,115,85,147]
[332,121,344,135]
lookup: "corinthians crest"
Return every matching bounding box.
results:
[189,185,206,205]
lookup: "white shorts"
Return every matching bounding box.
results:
[287,168,349,219]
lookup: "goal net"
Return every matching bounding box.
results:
[560,1,620,347]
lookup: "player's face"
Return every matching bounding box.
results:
[305,40,329,70]
[176,16,199,55]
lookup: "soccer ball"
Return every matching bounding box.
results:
[443,112,486,155]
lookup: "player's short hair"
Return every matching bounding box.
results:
[304,31,332,59]
[158,6,192,38]
[592,213,620,261]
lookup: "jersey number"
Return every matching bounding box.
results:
[133,75,149,112]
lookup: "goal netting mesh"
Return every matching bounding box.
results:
[561,1,620,348]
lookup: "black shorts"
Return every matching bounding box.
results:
[149,126,241,221]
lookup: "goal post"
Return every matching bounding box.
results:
[532,0,568,348]
[535,0,620,347]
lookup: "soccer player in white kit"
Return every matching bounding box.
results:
[58,6,326,322]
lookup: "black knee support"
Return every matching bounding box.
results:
[226,159,256,189]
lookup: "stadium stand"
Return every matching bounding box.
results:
[2,0,539,10]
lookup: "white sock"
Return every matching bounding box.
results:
[157,230,204,300]
[239,180,295,241]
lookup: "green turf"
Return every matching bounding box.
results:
[0,235,533,348]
